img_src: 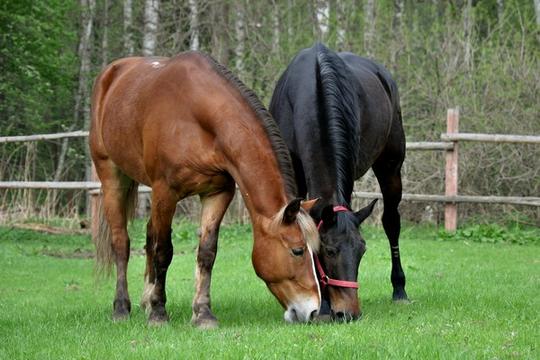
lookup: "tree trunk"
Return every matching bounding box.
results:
[79,0,96,215]
[496,0,504,24]
[336,0,346,50]
[211,1,229,65]
[50,0,95,216]
[315,0,329,41]
[235,2,245,74]
[364,0,375,57]
[463,0,473,70]
[101,0,109,67]
[189,0,200,51]
[287,0,294,45]
[123,0,134,55]
[534,0,540,27]
[143,0,159,56]
[271,0,280,56]
[391,0,404,67]
[23,143,36,218]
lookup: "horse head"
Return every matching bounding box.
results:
[252,198,321,323]
[311,199,377,321]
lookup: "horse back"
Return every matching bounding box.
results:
[338,52,405,174]
[89,53,235,189]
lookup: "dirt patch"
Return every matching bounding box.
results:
[41,248,187,259]
[14,223,90,235]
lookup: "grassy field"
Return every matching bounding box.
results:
[0,221,538,359]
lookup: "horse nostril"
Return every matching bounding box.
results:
[309,310,318,321]
[336,311,345,319]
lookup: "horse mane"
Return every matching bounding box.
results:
[315,43,360,205]
[199,53,298,199]
[269,206,320,252]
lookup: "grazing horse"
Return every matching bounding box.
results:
[269,43,408,321]
[89,52,321,327]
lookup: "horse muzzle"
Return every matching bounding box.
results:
[284,298,319,323]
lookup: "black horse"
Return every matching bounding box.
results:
[269,43,408,321]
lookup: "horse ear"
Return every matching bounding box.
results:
[354,199,378,226]
[321,205,337,228]
[283,198,302,224]
[300,198,319,212]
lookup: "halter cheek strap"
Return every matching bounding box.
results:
[314,205,359,289]
[313,252,359,289]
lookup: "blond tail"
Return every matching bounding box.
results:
[94,182,139,277]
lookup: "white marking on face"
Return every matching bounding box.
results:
[283,247,321,323]
[307,245,321,303]
[151,61,163,68]
[284,297,319,323]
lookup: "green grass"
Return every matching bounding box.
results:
[0,222,538,359]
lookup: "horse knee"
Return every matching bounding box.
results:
[197,229,218,269]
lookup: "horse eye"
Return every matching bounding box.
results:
[325,247,338,257]
[291,247,305,257]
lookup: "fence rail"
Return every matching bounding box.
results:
[1,182,538,207]
[0,131,89,143]
[441,133,540,144]
[1,108,539,232]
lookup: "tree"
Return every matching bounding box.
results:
[535,0,540,26]
[123,0,134,55]
[364,0,375,57]
[210,1,230,65]
[143,0,159,56]
[101,0,109,67]
[189,0,200,51]
[235,2,245,74]
[315,0,329,41]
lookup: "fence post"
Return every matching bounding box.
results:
[90,164,100,242]
[444,108,459,232]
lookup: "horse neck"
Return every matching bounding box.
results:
[300,140,353,207]
[309,176,353,208]
[220,114,290,222]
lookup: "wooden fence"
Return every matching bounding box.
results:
[1,108,539,235]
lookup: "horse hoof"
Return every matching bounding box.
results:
[148,309,169,326]
[392,289,409,303]
[392,295,411,304]
[148,316,169,326]
[192,317,219,329]
[112,299,131,321]
[194,319,219,330]
[148,319,168,327]
[112,311,130,322]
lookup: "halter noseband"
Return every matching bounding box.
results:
[314,206,359,289]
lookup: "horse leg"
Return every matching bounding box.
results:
[140,218,154,312]
[373,161,408,301]
[192,187,235,329]
[144,183,178,325]
[95,162,135,320]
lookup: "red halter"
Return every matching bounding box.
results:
[314,206,359,289]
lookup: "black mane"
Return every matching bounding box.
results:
[199,52,298,198]
[316,43,361,204]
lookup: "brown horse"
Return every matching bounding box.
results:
[89,52,321,327]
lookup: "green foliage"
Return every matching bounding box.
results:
[0,0,78,133]
[0,0,539,223]
[438,223,539,245]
